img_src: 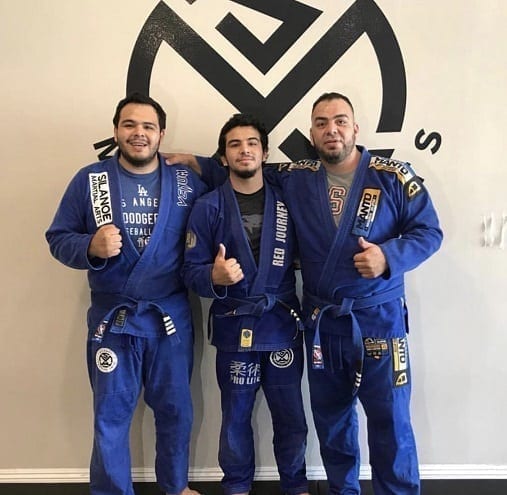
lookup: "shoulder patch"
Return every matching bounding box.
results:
[185,230,197,249]
[276,160,321,173]
[368,156,424,200]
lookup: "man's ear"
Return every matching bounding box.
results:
[220,155,228,166]
[309,129,314,146]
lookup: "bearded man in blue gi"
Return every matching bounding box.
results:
[46,93,206,495]
[166,92,443,495]
[182,114,309,495]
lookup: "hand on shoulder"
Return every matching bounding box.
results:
[162,152,201,175]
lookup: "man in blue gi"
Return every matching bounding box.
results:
[166,92,443,495]
[182,114,309,495]
[46,93,206,495]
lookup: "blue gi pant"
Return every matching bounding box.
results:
[305,330,419,495]
[87,329,194,495]
[215,347,309,495]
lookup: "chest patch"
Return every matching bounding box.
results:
[89,172,113,227]
[352,188,381,237]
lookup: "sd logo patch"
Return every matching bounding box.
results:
[270,349,294,369]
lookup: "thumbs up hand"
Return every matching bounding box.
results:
[353,237,388,279]
[211,243,244,286]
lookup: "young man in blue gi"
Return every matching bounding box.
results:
[182,114,309,495]
[46,93,206,495]
[167,93,443,495]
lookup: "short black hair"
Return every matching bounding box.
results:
[112,92,166,130]
[311,92,354,115]
[217,113,268,156]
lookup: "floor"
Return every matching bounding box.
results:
[2,480,507,495]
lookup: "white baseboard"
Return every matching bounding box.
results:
[1,465,507,483]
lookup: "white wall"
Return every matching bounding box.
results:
[1,0,506,482]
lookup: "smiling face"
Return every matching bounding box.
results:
[310,97,359,169]
[222,125,268,181]
[113,103,165,173]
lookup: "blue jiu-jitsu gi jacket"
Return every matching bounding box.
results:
[197,146,443,342]
[182,179,302,352]
[46,153,207,340]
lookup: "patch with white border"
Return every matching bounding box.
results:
[269,349,294,368]
[89,172,113,226]
[392,337,409,387]
[95,347,118,373]
[352,188,381,236]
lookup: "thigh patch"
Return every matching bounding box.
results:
[391,337,409,387]
[269,349,295,369]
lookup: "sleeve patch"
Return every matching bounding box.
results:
[368,156,424,200]
[405,176,424,200]
[185,230,197,249]
[276,160,321,172]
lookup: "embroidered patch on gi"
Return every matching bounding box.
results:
[352,188,381,236]
[364,338,389,359]
[92,321,107,342]
[175,168,193,207]
[185,230,197,249]
[405,176,424,200]
[229,360,261,385]
[273,201,289,266]
[114,309,127,328]
[312,344,324,369]
[368,156,423,200]
[392,337,409,387]
[89,172,113,227]
[240,329,253,348]
[95,348,118,373]
[269,349,294,368]
[276,160,320,172]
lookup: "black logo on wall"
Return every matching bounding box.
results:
[95,0,441,159]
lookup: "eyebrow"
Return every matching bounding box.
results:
[120,119,158,127]
[227,137,261,144]
[314,113,349,121]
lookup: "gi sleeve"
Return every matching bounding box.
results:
[197,156,229,190]
[182,195,227,299]
[45,171,106,271]
[380,177,443,278]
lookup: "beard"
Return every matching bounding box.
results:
[315,138,355,165]
[118,142,159,168]
[121,153,158,168]
[230,167,258,179]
